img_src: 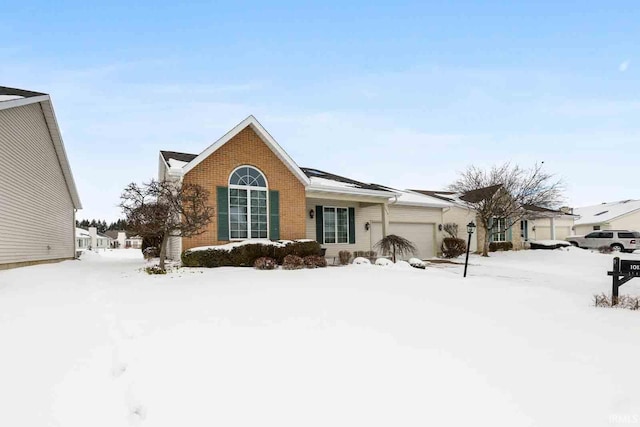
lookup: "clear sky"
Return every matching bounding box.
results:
[2,1,638,221]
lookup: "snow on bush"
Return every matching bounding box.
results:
[254,257,277,270]
[352,257,371,265]
[375,258,394,267]
[282,255,305,270]
[408,258,426,269]
[392,260,413,270]
[303,255,327,269]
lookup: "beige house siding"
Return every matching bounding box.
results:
[573,210,640,237]
[306,199,444,258]
[442,206,478,252]
[0,103,75,266]
[528,216,574,241]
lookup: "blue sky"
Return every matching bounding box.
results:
[2,1,638,221]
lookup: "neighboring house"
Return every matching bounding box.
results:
[105,230,143,249]
[76,228,91,251]
[414,186,575,250]
[521,205,576,242]
[0,86,82,269]
[88,227,112,250]
[158,115,453,260]
[573,200,640,236]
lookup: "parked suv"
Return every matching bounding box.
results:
[566,230,640,253]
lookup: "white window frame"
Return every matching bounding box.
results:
[323,206,349,244]
[228,166,269,240]
[493,217,507,242]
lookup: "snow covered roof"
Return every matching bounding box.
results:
[0,95,24,102]
[76,228,91,238]
[391,189,452,208]
[574,200,640,226]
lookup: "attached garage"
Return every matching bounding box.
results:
[371,222,436,260]
[533,226,572,241]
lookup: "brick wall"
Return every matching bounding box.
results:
[182,125,306,251]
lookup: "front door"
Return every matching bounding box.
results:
[521,220,529,241]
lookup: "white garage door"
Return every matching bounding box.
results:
[534,226,572,240]
[371,222,435,260]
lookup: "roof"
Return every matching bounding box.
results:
[301,167,400,198]
[160,150,197,164]
[410,189,458,203]
[0,86,82,209]
[180,116,310,186]
[459,184,503,203]
[522,204,575,216]
[574,200,640,226]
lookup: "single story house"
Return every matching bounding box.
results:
[158,116,454,261]
[76,228,91,251]
[0,86,82,269]
[413,186,575,250]
[573,200,640,236]
[104,230,143,249]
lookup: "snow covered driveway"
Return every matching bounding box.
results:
[0,248,639,426]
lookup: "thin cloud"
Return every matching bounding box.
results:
[619,60,630,72]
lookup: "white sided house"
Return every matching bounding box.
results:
[573,200,640,236]
[0,86,82,269]
[158,115,455,261]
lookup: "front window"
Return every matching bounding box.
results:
[493,218,507,242]
[323,207,349,244]
[229,166,268,239]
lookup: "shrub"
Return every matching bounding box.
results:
[338,250,352,265]
[282,254,305,270]
[143,247,159,259]
[594,293,640,310]
[374,234,417,262]
[598,246,613,254]
[408,257,426,269]
[303,255,327,268]
[145,265,166,275]
[375,258,394,267]
[441,237,467,258]
[353,250,377,259]
[489,241,513,252]
[254,257,277,270]
[352,257,371,265]
[442,223,459,238]
[181,240,322,268]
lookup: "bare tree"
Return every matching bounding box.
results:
[120,179,214,269]
[442,223,459,239]
[449,163,563,257]
[374,234,417,263]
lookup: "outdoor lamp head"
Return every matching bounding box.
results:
[467,222,476,234]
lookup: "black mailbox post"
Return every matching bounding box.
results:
[607,257,640,305]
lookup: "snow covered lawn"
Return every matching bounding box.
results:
[1,248,640,426]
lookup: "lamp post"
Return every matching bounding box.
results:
[463,221,476,278]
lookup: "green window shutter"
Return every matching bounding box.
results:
[488,218,494,243]
[348,207,356,244]
[217,186,229,241]
[269,190,280,240]
[507,222,513,241]
[315,205,324,243]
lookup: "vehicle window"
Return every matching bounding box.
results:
[593,225,601,231]
[634,232,640,238]
[618,232,634,238]
[585,232,599,238]
[600,232,614,238]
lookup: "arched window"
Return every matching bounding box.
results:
[229,166,268,239]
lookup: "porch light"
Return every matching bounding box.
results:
[365,222,370,231]
[466,222,476,235]
[309,209,314,219]
[464,221,476,278]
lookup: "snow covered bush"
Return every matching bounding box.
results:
[338,250,352,265]
[441,237,467,258]
[254,257,277,270]
[374,234,417,262]
[393,260,413,270]
[375,258,394,267]
[181,240,322,268]
[303,255,327,268]
[408,258,426,269]
[489,241,513,252]
[282,255,305,270]
[352,257,371,265]
[594,293,640,310]
[598,246,613,254]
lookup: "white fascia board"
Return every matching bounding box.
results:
[394,201,452,209]
[39,99,83,209]
[0,94,50,111]
[306,184,399,199]
[182,115,311,186]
